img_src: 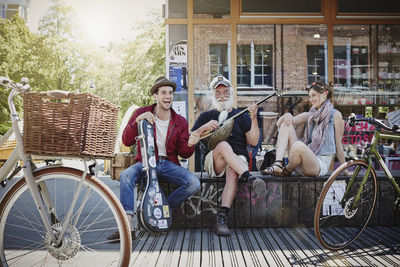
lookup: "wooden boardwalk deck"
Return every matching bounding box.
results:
[130,226,400,267]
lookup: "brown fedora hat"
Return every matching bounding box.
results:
[150,76,177,95]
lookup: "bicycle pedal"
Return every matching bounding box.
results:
[0,180,7,188]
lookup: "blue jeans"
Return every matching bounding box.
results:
[119,158,200,215]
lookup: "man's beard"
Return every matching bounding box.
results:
[212,96,233,112]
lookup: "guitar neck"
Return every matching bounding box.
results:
[228,91,277,121]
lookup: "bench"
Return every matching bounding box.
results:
[162,170,400,229]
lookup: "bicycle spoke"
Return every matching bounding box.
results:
[315,160,377,250]
[0,168,131,266]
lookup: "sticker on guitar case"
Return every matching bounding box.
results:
[148,146,155,156]
[147,204,152,217]
[154,207,162,219]
[149,218,157,226]
[163,205,170,218]
[154,193,163,206]
[148,156,156,168]
[158,219,168,229]
[152,180,159,192]
[147,129,154,146]
[148,188,155,198]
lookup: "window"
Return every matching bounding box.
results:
[237,45,251,86]
[209,44,229,81]
[194,0,230,19]
[237,44,273,87]
[1,4,6,19]
[254,45,273,86]
[242,0,321,13]
[307,45,327,84]
[338,0,399,14]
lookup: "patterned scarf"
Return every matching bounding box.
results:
[303,99,333,154]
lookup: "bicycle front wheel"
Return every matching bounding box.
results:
[314,160,378,250]
[0,167,131,266]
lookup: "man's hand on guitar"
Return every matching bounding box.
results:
[198,120,219,135]
[188,131,200,147]
[248,103,258,120]
[136,111,155,124]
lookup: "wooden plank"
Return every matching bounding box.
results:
[168,184,186,229]
[368,182,380,226]
[127,227,400,267]
[136,233,168,267]
[294,228,356,266]
[201,229,223,267]
[250,178,267,227]
[282,181,299,227]
[252,228,292,267]
[130,230,151,266]
[337,227,388,266]
[219,232,246,267]
[359,228,400,266]
[185,189,202,228]
[301,227,368,266]
[266,228,299,266]
[132,232,164,266]
[234,182,251,227]
[200,181,219,228]
[379,179,396,225]
[156,230,183,267]
[178,229,201,267]
[275,228,313,266]
[243,228,269,266]
[299,179,316,227]
[266,180,283,227]
[396,177,400,225]
[234,228,264,266]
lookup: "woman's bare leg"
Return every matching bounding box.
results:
[270,122,298,173]
[286,141,320,176]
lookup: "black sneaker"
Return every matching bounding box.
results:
[107,230,136,242]
[249,176,267,198]
[214,212,230,236]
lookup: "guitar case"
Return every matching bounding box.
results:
[136,119,172,233]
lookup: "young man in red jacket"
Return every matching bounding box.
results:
[108,76,200,241]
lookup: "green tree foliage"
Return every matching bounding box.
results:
[0,15,39,134]
[119,12,166,115]
[37,0,89,91]
[0,1,166,135]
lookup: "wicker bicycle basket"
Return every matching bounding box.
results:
[23,91,119,158]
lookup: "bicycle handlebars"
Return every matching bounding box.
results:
[345,113,400,133]
[0,76,30,92]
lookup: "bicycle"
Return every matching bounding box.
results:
[314,114,400,250]
[0,77,131,266]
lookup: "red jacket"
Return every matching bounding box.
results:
[122,104,194,165]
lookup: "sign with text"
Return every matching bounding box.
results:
[342,120,375,145]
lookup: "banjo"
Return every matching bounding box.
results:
[199,88,290,150]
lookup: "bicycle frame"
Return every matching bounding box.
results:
[341,127,400,210]
[0,84,91,245]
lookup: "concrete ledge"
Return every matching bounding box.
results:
[163,170,400,228]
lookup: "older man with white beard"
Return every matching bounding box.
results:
[190,76,267,236]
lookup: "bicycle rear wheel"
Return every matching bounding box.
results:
[0,167,131,266]
[314,160,378,250]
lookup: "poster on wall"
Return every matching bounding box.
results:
[172,101,186,119]
[169,40,188,92]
